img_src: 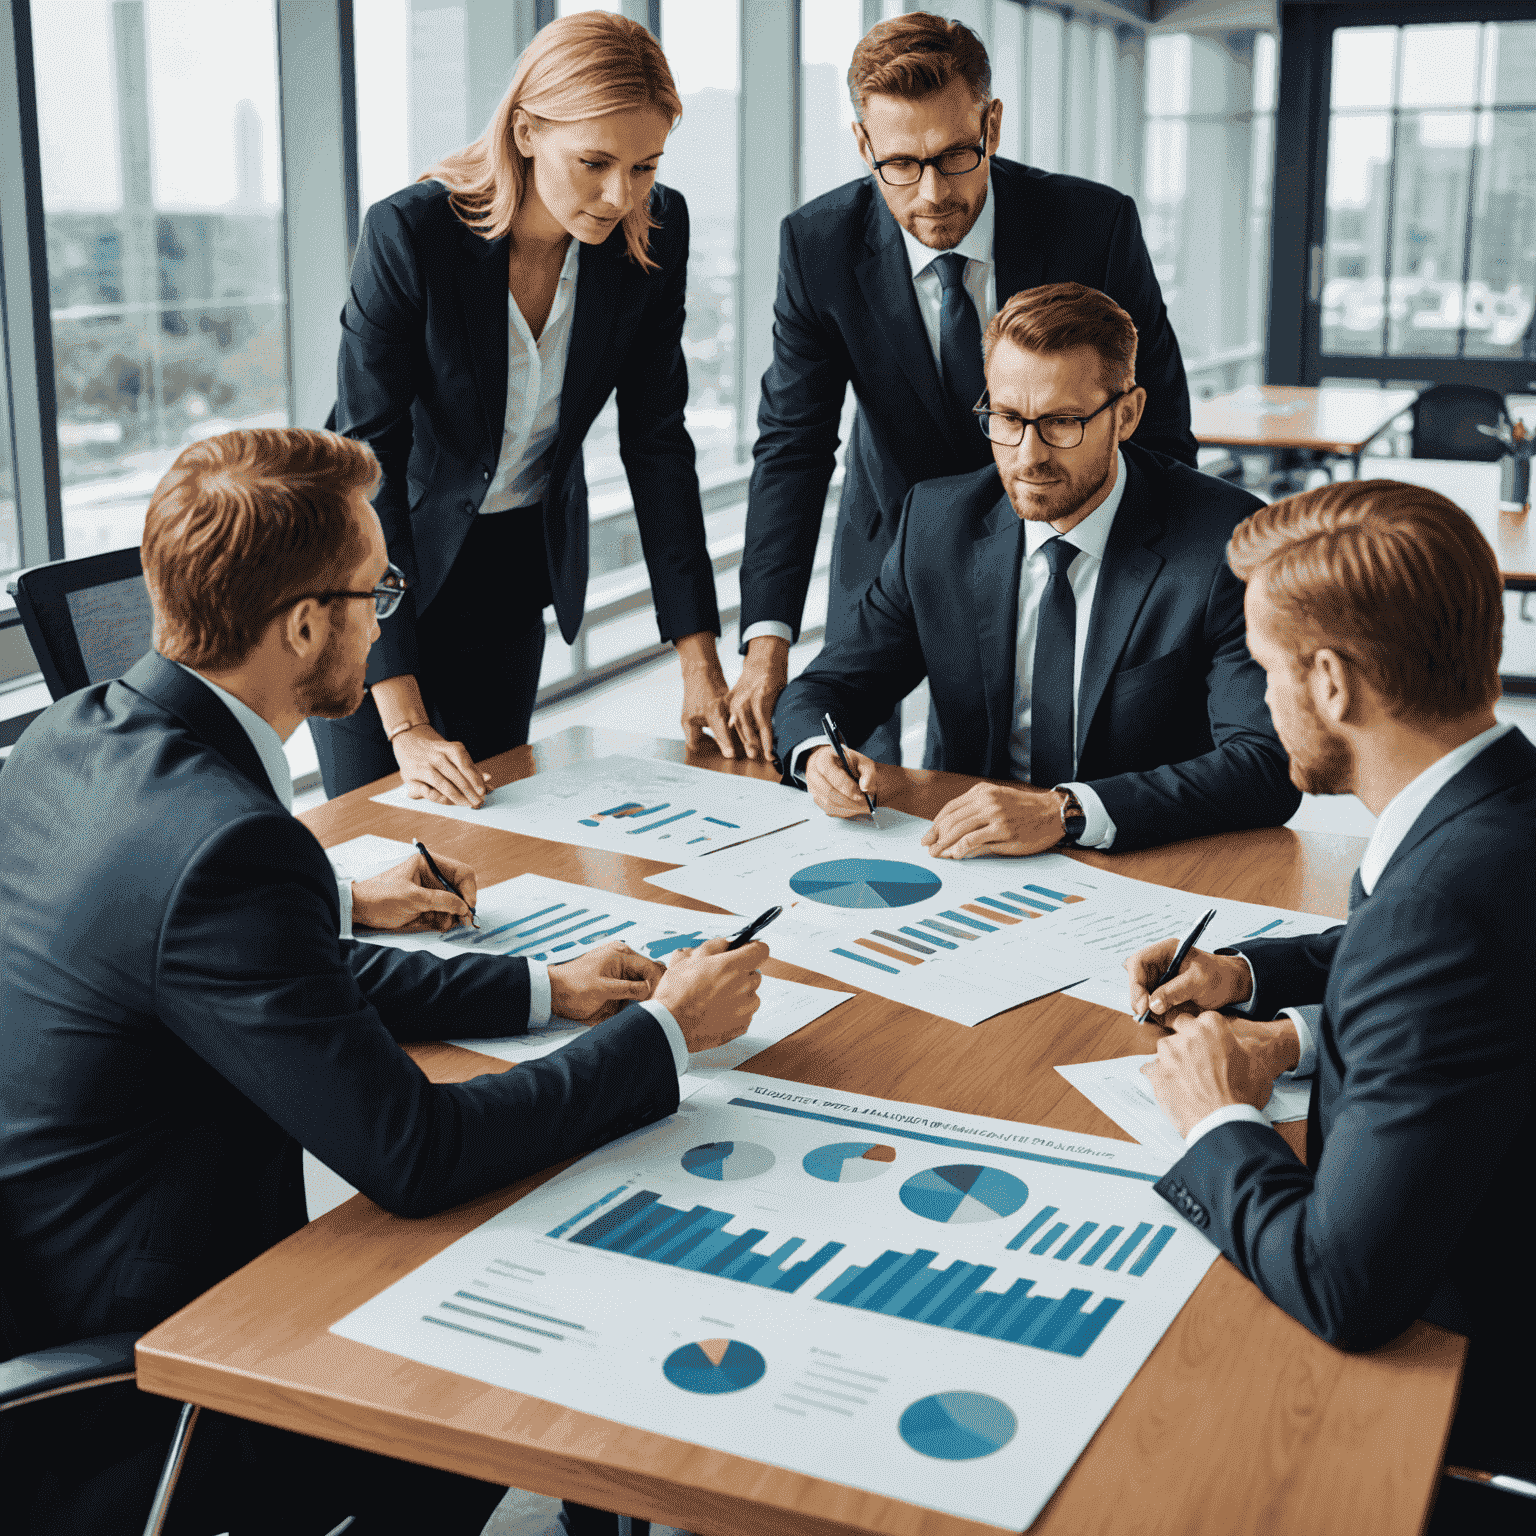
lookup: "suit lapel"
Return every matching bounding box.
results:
[971,489,1026,773]
[118,652,280,803]
[454,225,512,453]
[854,196,951,445]
[990,159,1048,306]
[559,232,625,434]
[1075,455,1165,764]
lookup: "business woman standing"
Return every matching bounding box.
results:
[314,11,738,802]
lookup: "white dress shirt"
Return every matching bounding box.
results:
[480,235,581,514]
[178,665,692,1069]
[1183,719,1518,1148]
[741,176,997,649]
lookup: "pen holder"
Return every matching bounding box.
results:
[1500,454,1530,513]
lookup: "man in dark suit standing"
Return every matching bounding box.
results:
[1128,480,1535,1507]
[0,428,764,1536]
[729,10,1196,765]
[773,283,1297,857]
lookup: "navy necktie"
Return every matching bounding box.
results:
[1030,536,1078,789]
[1348,869,1366,913]
[933,252,986,433]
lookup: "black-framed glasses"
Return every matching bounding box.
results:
[864,138,987,187]
[973,391,1128,449]
[269,562,409,623]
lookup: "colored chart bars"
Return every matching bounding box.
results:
[1005,1211,1177,1278]
[815,1249,1122,1357]
[440,899,708,963]
[552,1187,845,1293]
[579,800,742,848]
[829,880,1089,976]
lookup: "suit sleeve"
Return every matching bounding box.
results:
[771,488,929,770]
[1102,196,1198,467]
[1080,555,1301,848]
[738,216,853,646]
[1156,875,1530,1349]
[336,198,429,686]
[154,812,679,1218]
[616,189,721,643]
[1237,927,1346,1018]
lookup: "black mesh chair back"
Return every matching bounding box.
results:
[6,546,153,701]
[1410,384,1508,461]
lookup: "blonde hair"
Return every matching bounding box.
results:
[422,12,681,271]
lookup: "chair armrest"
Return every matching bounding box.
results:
[0,1331,143,1410]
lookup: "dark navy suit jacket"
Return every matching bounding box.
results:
[0,652,678,1353]
[1157,729,1536,1459]
[772,444,1299,850]
[739,157,1198,644]
[337,179,720,686]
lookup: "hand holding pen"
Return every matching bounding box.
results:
[1126,910,1236,1023]
[412,838,479,929]
[806,712,878,820]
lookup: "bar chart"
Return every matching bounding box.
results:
[438,893,715,963]
[1004,1211,1178,1278]
[815,1247,1123,1357]
[580,799,745,848]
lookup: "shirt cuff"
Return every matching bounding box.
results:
[790,733,831,784]
[640,999,689,1077]
[1223,953,1260,1015]
[1184,1102,1268,1148]
[527,962,551,1026]
[741,620,794,648]
[1280,1006,1317,1078]
[1060,782,1117,850]
[337,877,354,940]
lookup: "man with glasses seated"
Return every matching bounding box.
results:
[728,9,1197,768]
[773,283,1300,857]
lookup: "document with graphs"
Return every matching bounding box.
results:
[333,1073,1218,1529]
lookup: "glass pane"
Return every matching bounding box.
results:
[33,0,289,559]
[1063,14,1094,180]
[1028,6,1063,173]
[1253,31,1277,114]
[800,0,865,206]
[1145,36,1191,117]
[1464,109,1536,359]
[1483,22,1536,107]
[558,0,618,13]
[661,0,740,480]
[1331,26,1397,111]
[992,0,1024,161]
[1320,113,1393,356]
[354,0,411,216]
[1385,112,1474,357]
[0,210,15,572]
[1398,24,1480,109]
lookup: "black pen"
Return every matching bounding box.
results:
[412,838,479,928]
[726,905,782,950]
[1135,908,1217,1024]
[820,711,877,817]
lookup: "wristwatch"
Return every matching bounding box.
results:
[1058,789,1087,845]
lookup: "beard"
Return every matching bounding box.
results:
[1285,701,1354,796]
[1004,441,1116,526]
[296,611,367,720]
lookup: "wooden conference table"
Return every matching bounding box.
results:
[1192,384,1420,477]
[135,728,1466,1536]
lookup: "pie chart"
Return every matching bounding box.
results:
[788,858,942,910]
[663,1338,767,1395]
[898,1392,1017,1461]
[680,1141,776,1181]
[802,1141,897,1183]
[899,1165,1029,1224]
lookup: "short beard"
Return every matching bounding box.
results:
[1287,710,1354,796]
[1007,448,1115,526]
[295,609,366,720]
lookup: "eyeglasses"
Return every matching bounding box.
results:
[270,562,409,623]
[973,391,1128,449]
[863,138,987,187]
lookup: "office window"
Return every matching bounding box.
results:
[33,0,289,559]
[0,283,15,574]
[1321,20,1536,364]
[1143,31,1277,397]
[800,0,865,206]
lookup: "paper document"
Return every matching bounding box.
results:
[332,1073,1218,1531]
[1056,1055,1313,1163]
[325,834,418,884]
[370,755,808,860]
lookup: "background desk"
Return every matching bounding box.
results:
[1192,385,1420,477]
[135,728,1466,1536]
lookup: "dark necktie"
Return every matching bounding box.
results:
[1348,869,1366,913]
[1307,867,1368,1170]
[1030,537,1078,789]
[933,252,986,433]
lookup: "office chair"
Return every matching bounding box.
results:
[0,1328,200,1536]
[1410,384,1508,461]
[6,546,154,701]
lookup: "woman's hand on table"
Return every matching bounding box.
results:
[549,942,667,1022]
[676,631,742,760]
[392,726,491,807]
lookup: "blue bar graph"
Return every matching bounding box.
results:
[1244,918,1283,938]
[833,946,899,975]
[553,1190,845,1293]
[703,816,740,828]
[629,808,696,833]
[1003,890,1058,913]
[815,1249,1123,1357]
